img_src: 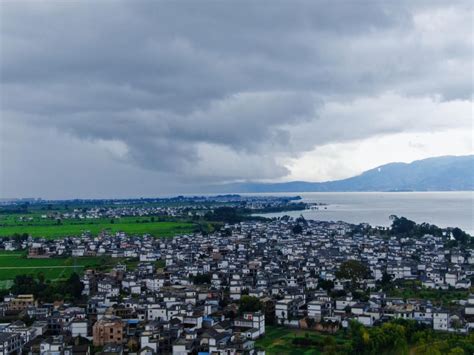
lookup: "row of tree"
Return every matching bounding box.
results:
[388,215,472,247]
[349,319,473,355]
[3,273,84,303]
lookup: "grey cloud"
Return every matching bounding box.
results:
[0,0,472,189]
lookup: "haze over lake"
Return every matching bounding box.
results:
[252,192,474,235]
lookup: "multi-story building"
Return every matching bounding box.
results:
[433,311,449,331]
[6,294,36,312]
[92,316,124,346]
[0,332,22,355]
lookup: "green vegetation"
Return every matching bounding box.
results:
[154,259,166,269]
[191,273,212,285]
[256,326,351,354]
[257,321,473,355]
[0,252,160,291]
[388,215,472,247]
[336,260,370,290]
[0,199,306,238]
[204,207,247,224]
[203,205,306,224]
[254,202,307,214]
[239,295,263,314]
[445,227,473,248]
[349,319,474,355]
[7,273,84,302]
[0,254,115,288]
[0,216,196,238]
[384,280,471,306]
[292,224,303,234]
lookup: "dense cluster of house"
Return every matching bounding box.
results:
[12,196,307,224]
[34,205,189,221]
[0,218,473,354]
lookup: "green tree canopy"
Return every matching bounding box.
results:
[239,295,263,314]
[336,260,370,285]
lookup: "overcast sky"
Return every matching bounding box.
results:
[0,1,473,199]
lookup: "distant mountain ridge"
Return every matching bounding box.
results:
[216,155,474,192]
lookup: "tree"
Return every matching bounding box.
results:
[318,278,334,292]
[192,273,211,285]
[239,295,263,313]
[448,347,465,355]
[390,215,416,236]
[295,215,308,226]
[204,207,243,224]
[11,275,39,295]
[64,272,84,300]
[451,227,470,246]
[13,233,29,242]
[292,224,303,234]
[37,272,46,284]
[306,317,315,328]
[336,260,370,289]
[381,271,392,289]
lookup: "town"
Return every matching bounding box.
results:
[1,195,309,222]
[0,215,472,354]
[2,0,473,353]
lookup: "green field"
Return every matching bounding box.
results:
[0,215,196,239]
[0,254,111,288]
[256,326,351,355]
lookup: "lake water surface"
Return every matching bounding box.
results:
[251,192,474,234]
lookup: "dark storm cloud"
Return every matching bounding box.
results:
[0,0,472,190]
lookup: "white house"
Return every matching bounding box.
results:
[433,311,449,331]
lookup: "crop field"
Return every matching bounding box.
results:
[0,215,196,238]
[0,254,113,288]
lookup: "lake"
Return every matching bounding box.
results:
[251,191,474,234]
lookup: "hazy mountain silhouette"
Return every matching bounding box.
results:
[216,155,474,192]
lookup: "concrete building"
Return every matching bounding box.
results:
[92,316,124,346]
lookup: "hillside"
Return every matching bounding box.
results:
[217,155,474,192]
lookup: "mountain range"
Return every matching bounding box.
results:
[213,155,474,192]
